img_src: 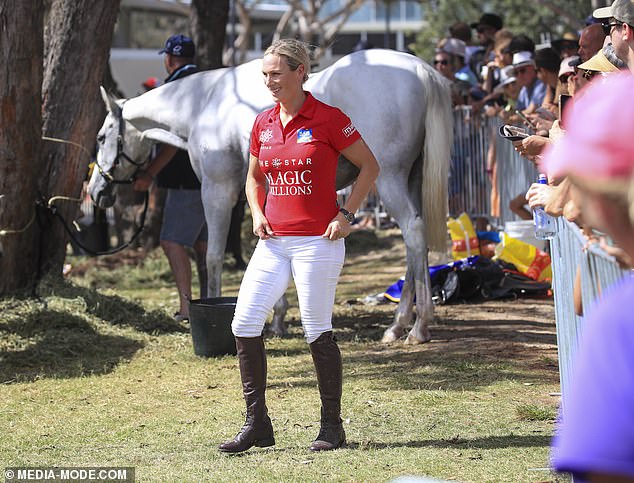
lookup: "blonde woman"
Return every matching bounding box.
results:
[219,39,380,453]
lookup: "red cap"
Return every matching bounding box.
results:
[142,77,159,89]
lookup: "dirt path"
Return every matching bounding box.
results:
[333,229,559,385]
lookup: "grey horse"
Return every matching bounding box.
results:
[87,49,452,344]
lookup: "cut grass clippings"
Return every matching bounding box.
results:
[0,229,564,482]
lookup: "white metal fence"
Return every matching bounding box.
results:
[450,106,492,218]
[450,107,539,223]
[549,217,631,409]
[450,107,631,415]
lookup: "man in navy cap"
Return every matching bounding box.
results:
[134,34,208,322]
[158,34,198,80]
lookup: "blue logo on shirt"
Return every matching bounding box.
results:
[297,129,312,143]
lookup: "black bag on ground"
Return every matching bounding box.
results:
[432,257,550,304]
[433,257,506,304]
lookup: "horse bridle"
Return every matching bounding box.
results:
[75,102,150,256]
[94,103,145,185]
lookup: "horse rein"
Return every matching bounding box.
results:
[50,191,149,257]
[38,131,150,256]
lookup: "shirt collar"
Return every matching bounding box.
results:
[270,91,317,123]
[165,63,198,83]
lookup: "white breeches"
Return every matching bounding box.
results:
[232,236,345,343]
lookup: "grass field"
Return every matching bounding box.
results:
[0,229,567,482]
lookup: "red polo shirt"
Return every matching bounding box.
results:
[250,92,361,236]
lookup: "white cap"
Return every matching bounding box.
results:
[440,38,467,58]
[512,50,535,68]
[498,65,517,86]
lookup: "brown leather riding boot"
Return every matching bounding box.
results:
[309,331,346,451]
[219,336,275,453]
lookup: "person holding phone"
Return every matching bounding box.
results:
[514,109,538,130]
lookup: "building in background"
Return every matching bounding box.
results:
[110,0,424,97]
[110,0,188,97]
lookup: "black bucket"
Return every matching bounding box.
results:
[188,297,238,357]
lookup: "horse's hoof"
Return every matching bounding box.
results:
[381,325,403,343]
[264,324,288,338]
[273,328,289,338]
[405,328,431,345]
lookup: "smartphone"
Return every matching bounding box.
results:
[559,94,572,126]
[514,109,537,130]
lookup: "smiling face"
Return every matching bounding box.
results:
[262,53,305,104]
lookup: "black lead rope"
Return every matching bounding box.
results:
[46,191,149,256]
[42,102,149,256]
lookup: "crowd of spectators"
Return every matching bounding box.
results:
[433,2,634,481]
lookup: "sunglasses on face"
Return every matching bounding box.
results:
[515,67,530,75]
[434,59,449,66]
[602,21,622,35]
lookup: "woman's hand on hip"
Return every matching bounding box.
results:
[322,214,351,240]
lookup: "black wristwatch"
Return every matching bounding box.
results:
[339,207,355,223]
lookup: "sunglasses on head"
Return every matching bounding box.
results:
[581,69,596,80]
[602,20,623,35]
[434,59,448,65]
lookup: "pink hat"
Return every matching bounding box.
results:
[558,55,579,80]
[541,73,634,180]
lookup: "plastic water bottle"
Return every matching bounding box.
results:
[533,174,556,240]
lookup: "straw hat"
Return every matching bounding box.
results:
[577,50,620,73]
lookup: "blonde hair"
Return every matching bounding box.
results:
[493,29,514,58]
[265,39,311,82]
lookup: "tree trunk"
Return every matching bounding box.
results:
[38,0,121,279]
[191,0,230,70]
[0,0,44,294]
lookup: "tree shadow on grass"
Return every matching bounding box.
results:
[0,310,144,383]
[270,303,560,391]
[348,434,552,450]
[40,280,188,335]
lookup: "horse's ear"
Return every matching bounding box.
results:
[142,128,188,151]
[100,86,119,114]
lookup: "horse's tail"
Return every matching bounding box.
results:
[417,62,452,253]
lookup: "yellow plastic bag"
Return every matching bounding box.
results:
[495,234,552,281]
[447,212,480,260]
